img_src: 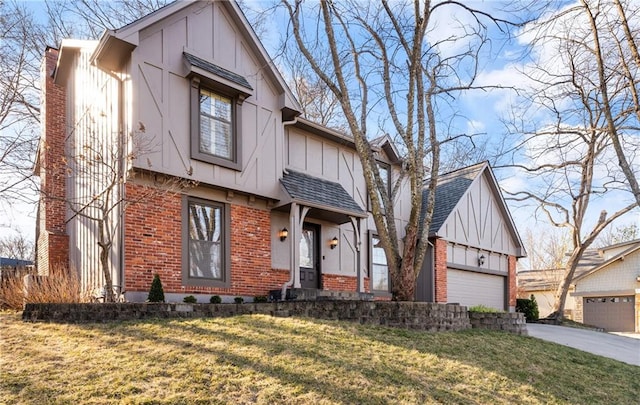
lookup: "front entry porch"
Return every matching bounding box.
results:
[268,288,374,302]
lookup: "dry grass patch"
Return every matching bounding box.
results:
[1,312,638,404]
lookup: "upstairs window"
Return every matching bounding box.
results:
[185,52,252,171]
[199,89,233,160]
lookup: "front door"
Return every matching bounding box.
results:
[300,223,320,289]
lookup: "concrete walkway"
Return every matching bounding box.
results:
[527,323,640,367]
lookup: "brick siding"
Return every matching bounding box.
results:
[322,273,358,292]
[123,183,288,298]
[508,255,517,309]
[36,48,69,275]
[433,238,447,303]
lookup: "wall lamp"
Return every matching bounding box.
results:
[330,237,339,250]
[279,227,288,242]
[478,254,485,266]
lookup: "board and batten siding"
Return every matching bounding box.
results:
[439,171,519,272]
[63,45,123,293]
[128,1,285,199]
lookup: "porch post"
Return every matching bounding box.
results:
[350,217,363,293]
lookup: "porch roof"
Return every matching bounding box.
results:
[278,170,366,224]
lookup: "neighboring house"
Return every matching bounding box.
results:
[0,257,35,280]
[518,239,640,329]
[517,250,604,319]
[571,240,640,332]
[416,162,526,311]
[35,0,523,305]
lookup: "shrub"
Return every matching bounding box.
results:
[516,294,540,322]
[469,304,502,313]
[1,265,85,310]
[234,296,244,304]
[253,295,268,303]
[209,295,222,304]
[183,295,197,303]
[147,274,165,303]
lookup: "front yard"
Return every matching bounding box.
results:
[1,312,638,404]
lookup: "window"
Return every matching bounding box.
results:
[199,89,233,160]
[190,79,242,171]
[182,197,230,287]
[371,235,390,292]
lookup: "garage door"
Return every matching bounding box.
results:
[447,269,505,310]
[583,296,635,332]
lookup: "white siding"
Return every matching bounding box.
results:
[440,172,518,256]
[65,47,122,294]
[575,249,640,293]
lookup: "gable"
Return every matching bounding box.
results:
[574,244,640,293]
[434,166,524,256]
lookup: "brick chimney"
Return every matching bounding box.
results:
[35,47,69,275]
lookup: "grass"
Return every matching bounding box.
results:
[1,312,638,404]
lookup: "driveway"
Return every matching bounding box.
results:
[527,323,640,366]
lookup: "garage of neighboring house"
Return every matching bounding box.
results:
[572,241,640,332]
[582,296,635,332]
[416,162,526,311]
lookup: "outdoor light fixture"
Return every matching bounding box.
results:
[330,237,339,250]
[279,227,288,242]
[478,254,485,266]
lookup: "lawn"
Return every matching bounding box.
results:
[1,312,638,404]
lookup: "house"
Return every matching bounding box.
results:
[35,0,522,305]
[518,239,640,326]
[571,240,640,332]
[416,162,526,311]
[516,250,604,319]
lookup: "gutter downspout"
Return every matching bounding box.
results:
[281,115,299,175]
[428,239,435,302]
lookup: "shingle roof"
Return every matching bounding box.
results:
[184,52,253,90]
[280,170,366,219]
[424,162,486,233]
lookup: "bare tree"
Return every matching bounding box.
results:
[596,223,638,247]
[502,0,639,320]
[0,231,34,261]
[282,0,523,300]
[521,227,570,271]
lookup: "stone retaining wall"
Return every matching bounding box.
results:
[468,311,527,335]
[22,301,527,334]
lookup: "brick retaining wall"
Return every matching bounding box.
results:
[22,302,527,334]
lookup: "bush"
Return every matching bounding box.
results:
[0,265,85,310]
[234,296,244,304]
[253,295,268,303]
[210,295,222,304]
[147,274,165,303]
[183,295,197,303]
[468,304,502,313]
[516,294,539,322]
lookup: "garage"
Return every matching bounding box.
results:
[583,296,635,332]
[447,269,505,310]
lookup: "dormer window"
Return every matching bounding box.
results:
[185,51,252,171]
[199,88,233,161]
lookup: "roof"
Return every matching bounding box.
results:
[183,52,253,91]
[573,241,640,283]
[426,162,486,233]
[280,170,366,224]
[0,258,34,267]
